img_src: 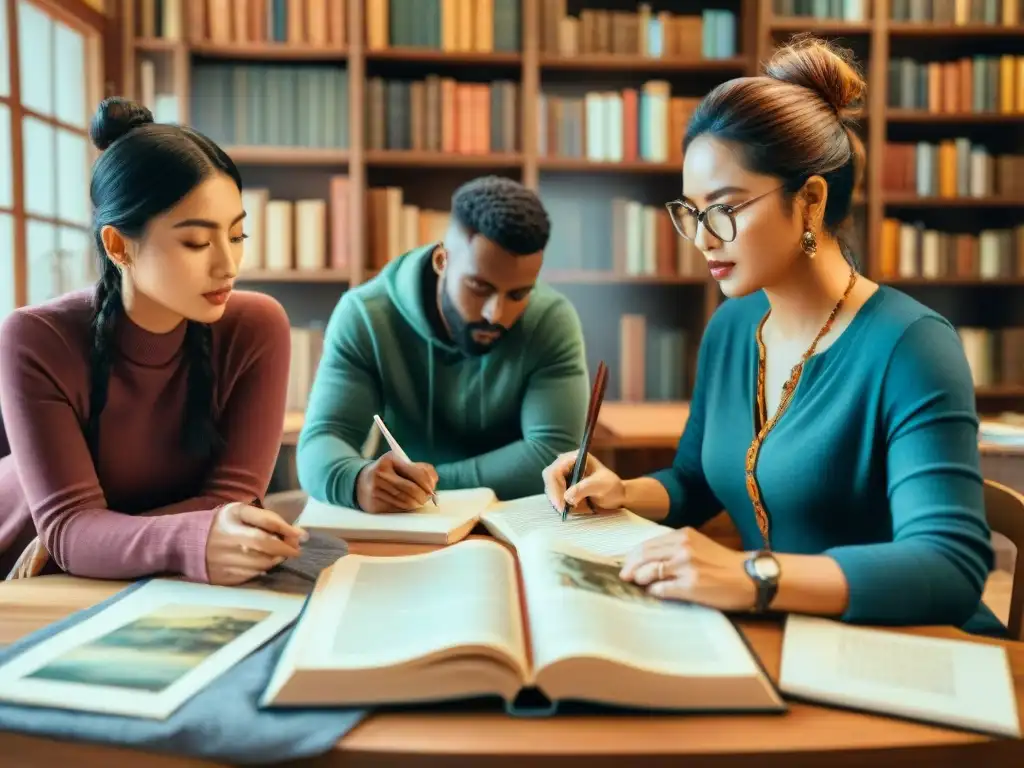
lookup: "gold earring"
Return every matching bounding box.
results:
[801,230,817,258]
[433,247,446,275]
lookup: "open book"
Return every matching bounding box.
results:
[260,534,785,714]
[295,490,672,556]
[295,487,498,545]
[779,614,1021,738]
[479,493,673,557]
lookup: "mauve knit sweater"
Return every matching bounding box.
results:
[0,288,291,581]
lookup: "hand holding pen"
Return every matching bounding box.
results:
[354,415,440,514]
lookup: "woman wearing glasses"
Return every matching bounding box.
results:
[542,36,1003,636]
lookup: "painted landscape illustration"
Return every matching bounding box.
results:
[27,603,271,692]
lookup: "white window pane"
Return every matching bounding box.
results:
[27,219,58,306]
[57,129,89,225]
[58,226,97,291]
[54,21,86,128]
[0,0,9,97]
[23,116,55,217]
[18,0,53,116]
[0,214,13,318]
[0,104,10,208]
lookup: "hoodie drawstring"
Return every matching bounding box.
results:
[478,356,486,431]
[427,340,435,449]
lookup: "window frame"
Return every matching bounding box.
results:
[2,0,106,309]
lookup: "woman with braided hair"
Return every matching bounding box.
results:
[0,97,305,584]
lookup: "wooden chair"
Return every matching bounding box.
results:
[984,478,1024,641]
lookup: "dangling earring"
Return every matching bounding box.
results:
[801,229,818,258]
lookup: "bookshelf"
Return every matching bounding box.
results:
[119,0,1024,456]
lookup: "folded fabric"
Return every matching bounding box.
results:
[0,576,367,765]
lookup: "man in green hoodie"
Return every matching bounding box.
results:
[297,175,590,513]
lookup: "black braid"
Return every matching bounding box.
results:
[183,321,224,459]
[86,261,123,456]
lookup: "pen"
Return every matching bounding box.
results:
[373,414,440,508]
[563,361,609,522]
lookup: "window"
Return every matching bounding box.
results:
[1,0,103,320]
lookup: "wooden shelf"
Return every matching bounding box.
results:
[884,195,1024,207]
[977,385,1024,397]
[190,42,346,61]
[888,23,1024,37]
[224,146,349,165]
[883,277,1024,287]
[537,158,680,173]
[135,37,181,52]
[237,270,350,283]
[540,271,706,285]
[769,19,873,34]
[365,48,520,65]
[364,150,523,168]
[538,55,747,73]
[887,110,1024,124]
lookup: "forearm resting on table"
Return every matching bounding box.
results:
[622,477,672,522]
[766,553,849,616]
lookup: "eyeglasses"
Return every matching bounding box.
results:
[665,186,783,243]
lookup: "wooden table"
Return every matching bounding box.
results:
[1,561,1023,768]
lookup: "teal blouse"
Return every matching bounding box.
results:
[650,285,1005,637]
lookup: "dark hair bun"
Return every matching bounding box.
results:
[89,97,154,151]
[764,34,866,120]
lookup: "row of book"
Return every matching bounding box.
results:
[138,57,180,124]
[960,327,1024,389]
[537,85,696,165]
[239,178,350,273]
[878,220,1024,280]
[539,5,736,61]
[619,315,690,402]
[364,77,518,154]
[887,57,1024,114]
[890,0,1022,24]
[133,0,182,39]
[137,0,349,46]
[203,0,346,47]
[771,0,869,19]
[368,0,520,52]
[288,325,325,414]
[191,63,350,149]
[882,142,1023,198]
[365,187,449,271]
[541,195,704,280]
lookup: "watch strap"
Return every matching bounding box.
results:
[744,551,779,613]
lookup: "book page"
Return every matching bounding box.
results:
[517,538,764,679]
[480,494,671,558]
[296,487,496,536]
[297,539,528,673]
[780,614,1021,738]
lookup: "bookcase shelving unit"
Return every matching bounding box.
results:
[118,0,1024,438]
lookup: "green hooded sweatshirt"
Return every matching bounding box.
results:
[296,244,591,508]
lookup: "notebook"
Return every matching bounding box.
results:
[779,614,1021,738]
[294,487,498,545]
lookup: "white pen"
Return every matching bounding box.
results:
[373,414,439,507]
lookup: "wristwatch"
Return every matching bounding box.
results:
[744,550,781,613]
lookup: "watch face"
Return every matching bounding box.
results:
[754,556,780,580]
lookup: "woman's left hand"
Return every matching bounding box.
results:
[619,527,757,612]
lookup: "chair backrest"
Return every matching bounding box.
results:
[983,479,1024,640]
